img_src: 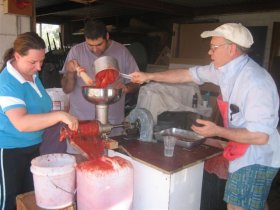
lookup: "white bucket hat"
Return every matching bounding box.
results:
[201,23,254,48]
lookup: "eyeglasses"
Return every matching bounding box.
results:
[209,43,228,51]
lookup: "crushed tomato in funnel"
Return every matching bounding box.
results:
[60,121,105,160]
[95,69,119,88]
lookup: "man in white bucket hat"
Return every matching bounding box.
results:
[130,23,280,210]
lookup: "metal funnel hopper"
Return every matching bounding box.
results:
[82,86,122,105]
[82,86,122,124]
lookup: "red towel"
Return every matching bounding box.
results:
[223,141,249,161]
[216,96,249,161]
[204,139,228,179]
[204,155,229,180]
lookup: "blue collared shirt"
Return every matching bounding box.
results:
[0,60,52,148]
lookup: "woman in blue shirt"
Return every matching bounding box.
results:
[0,32,78,210]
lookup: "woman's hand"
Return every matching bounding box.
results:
[59,112,79,131]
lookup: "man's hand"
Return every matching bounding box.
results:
[67,60,80,73]
[191,118,220,137]
[129,72,150,84]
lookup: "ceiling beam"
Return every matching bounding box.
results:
[36,0,280,23]
[36,2,93,16]
[36,15,75,24]
[97,0,194,17]
[195,1,280,16]
[36,0,195,20]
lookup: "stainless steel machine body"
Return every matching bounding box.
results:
[81,56,153,140]
[82,86,153,140]
[82,86,122,124]
[82,86,126,137]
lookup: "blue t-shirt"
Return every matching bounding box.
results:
[0,61,52,148]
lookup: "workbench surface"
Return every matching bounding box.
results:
[112,137,222,174]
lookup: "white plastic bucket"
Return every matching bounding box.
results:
[30,153,76,209]
[46,88,69,111]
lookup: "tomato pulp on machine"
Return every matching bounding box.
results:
[59,69,120,159]
[60,121,104,160]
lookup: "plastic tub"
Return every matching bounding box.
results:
[30,153,76,209]
[76,156,133,210]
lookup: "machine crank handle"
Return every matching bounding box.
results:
[99,122,128,134]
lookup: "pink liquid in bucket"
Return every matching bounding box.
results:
[76,156,133,210]
[30,153,76,209]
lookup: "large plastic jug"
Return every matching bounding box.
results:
[76,156,133,210]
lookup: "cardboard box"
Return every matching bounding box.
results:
[171,23,220,62]
[16,191,76,210]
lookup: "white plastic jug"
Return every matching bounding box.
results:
[77,156,133,210]
[46,88,69,111]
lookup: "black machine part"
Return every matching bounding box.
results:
[155,111,203,132]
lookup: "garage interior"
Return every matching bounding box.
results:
[33,1,280,210]
[34,0,280,89]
